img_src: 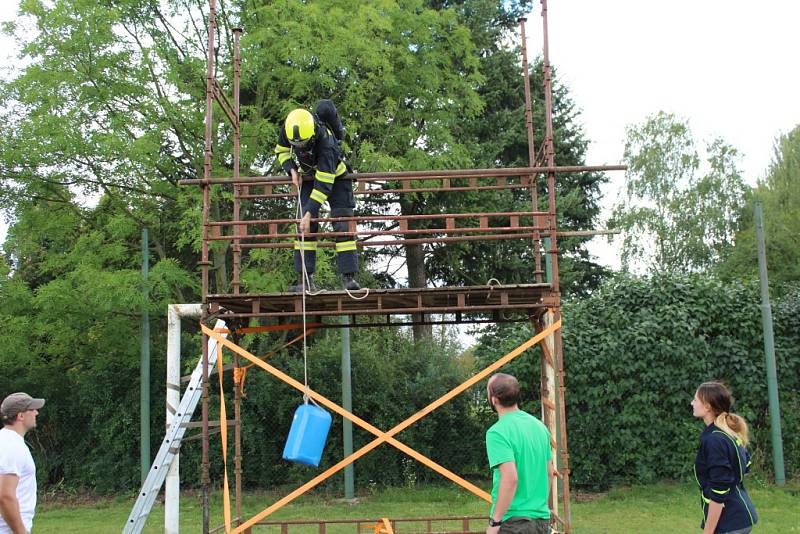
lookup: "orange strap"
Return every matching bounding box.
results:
[231,328,319,397]
[218,326,318,534]
[378,518,394,534]
[360,519,394,534]
[218,342,232,534]
[233,367,248,397]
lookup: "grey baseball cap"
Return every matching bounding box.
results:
[1,392,45,419]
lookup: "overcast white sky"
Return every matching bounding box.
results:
[2,0,799,268]
[530,0,800,268]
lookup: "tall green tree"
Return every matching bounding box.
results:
[0,194,196,491]
[0,0,218,290]
[427,57,609,295]
[717,125,800,293]
[0,0,531,490]
[237,0,485,340]
[366,0,609,299]
[610,112,747,273]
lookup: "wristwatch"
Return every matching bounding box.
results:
[488,518,503,527]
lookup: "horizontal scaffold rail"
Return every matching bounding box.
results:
[178,164,626,188]
[209,211,547,226]
[210,227,542,241]
[238,233,585,248]
[206,211,545,245]
[242,234,536,248]
[238,515,488,534]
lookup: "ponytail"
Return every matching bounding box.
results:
[697,382,751,446]
[715,411,750,446]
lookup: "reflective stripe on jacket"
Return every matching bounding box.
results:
[694,423,757,532]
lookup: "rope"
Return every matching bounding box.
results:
[486,277,501,300]
[295,177,323,408]
[294,162,370,404]
[296,181,311,405]
[345,286,370,300]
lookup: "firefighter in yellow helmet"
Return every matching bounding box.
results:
[274,100,360,292]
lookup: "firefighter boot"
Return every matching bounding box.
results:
[289,274,317,293]
[342,273,360,291]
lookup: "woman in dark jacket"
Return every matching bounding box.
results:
[691,382,758,534]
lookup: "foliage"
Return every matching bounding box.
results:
[0,0,201,247]
[389,0,609,295]
[426,58,610,295]
[173,322,486,490]
[238,0,485,174]
[567,274,800,488]
[611,112,747,273]
[474,273,800,489]
[0,200,197,492]
[717,125,800,294]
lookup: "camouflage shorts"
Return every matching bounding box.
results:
[499,516,551,534]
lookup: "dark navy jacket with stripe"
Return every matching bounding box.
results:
[694,422,758,532]
[274,100,348,218]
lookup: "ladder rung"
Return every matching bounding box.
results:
[122,319,228,534]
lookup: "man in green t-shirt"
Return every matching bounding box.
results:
[485,373,553,534]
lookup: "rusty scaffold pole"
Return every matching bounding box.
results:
[232,27,244,527]
[519,14,564,533]
[200,4,247,531]
[232,28,243,297]
[201,1,217,532]
[519,17,543,285]
[540,0,571,531]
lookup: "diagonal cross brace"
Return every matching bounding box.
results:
[204,324,490,498]
[201,318,561,534]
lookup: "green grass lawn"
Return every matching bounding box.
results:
[33,482,799,533]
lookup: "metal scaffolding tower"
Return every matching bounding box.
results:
[174,1,626,533]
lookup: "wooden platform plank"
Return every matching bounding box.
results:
[207,284,555,323]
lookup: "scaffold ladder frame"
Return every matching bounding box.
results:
[123,319,228,534]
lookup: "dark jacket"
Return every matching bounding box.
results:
[694,423,758,532]
[274,100,348,217]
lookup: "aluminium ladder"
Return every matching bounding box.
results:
[123,319,227,533]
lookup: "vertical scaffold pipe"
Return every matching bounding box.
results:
[166,304,203,534]
[537,312,558,516]
[201,2,217,532]
[201,329,210,534]
[201,0,216,304]
[232,330,243,523]
[540,0,571,531]
[518,17,543,284]
[232,28,242,295]
[755,202,786,485]
[141,228,150,485]
[342,315,355,499]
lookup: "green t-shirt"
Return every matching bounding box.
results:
[486,410,551,520]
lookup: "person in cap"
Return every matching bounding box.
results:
[0,392,45,534]
[274,99,361,292]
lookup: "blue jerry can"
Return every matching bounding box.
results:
[282,403,332,467]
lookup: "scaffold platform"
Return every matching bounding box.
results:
[207,283,558,323]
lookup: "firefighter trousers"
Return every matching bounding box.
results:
[294,178,359,275]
